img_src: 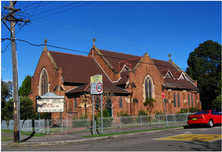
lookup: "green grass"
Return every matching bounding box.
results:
[1,129,45,137]
[1,136,13,141]
[83,126,183,137]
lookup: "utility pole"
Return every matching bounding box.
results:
[1,1,30,142]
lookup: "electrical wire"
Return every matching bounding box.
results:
[33,1,81,16]
[31,1,95,21]
[2,38,221,71]
[1,2,220,63]
[29,1,41,20]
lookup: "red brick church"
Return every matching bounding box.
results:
[29,38,201,120]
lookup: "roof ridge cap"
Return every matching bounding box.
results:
[49,50,91,58]
[99,48,140,57]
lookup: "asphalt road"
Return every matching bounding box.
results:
[3,125,222,151]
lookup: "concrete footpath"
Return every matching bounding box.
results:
[1,123,187,147]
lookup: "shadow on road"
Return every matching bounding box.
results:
[183,124,222,129]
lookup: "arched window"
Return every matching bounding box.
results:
[119,97,123,108]
[174,93,176,107]
[144,75,154,100]
[177,93,180,107]
[188,94,190,107]
[39,68,49,95]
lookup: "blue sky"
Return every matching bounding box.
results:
[1,1,221,87]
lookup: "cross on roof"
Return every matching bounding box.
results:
[44,38,48,46]
[92,37,96,46]
[168,54,171,60]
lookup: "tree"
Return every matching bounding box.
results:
[1,79,13,121]
[186,40,221,110]
[3,97,36,122]
[20,96,36,120]
[18,75,31,96]
[212,72,221,109]
[2,98,14,122]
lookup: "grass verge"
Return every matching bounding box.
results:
[83,126,183,137]
[1,129,45,137]
[1,136,13,141]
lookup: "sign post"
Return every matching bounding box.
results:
[162,92,169,127]
[90,75,103,135]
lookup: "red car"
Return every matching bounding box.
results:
[187,110,222,127]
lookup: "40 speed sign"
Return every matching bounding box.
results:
[90,75,103,94]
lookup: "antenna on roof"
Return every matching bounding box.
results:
[92,37,96,46]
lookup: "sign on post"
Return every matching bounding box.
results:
[90,74,103,135]
[162,92,169,127]
[90,75,103,95]
[162,92,165,99]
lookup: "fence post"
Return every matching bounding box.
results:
[119,116,121,129]
[47,119,49,135]
[43,119,45,135]
[174,114,176,124]
[140,115,142,127]
[158,114,160,126]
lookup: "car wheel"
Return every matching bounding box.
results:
[208,120,213,128]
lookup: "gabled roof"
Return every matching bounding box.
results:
[99,49,140,72]
[152,59,179,78]
[49,51,130,94]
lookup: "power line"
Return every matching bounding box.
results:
[31,1,95,21]
[21,1,54,11]
[34,1,81,16]
[2,38,221,72]
[29,1,41,20]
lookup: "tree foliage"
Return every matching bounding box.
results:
[186,40,221,110]
[18,75,31,97]
[1,79,13,108]
[1,79,13,120]
[2,97,36,122]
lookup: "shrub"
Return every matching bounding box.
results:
[137,109,149,123]
[95,109,113,127]
[189,107,201,113]
[154,110,165,121]
[72,114,89,127]
[144,98,156,106]
[117,111,133,124]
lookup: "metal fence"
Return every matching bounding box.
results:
[1,113,192,135]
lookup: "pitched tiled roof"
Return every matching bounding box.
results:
[164,78,198,90]
[152,59,179,78]
[66,82,130,94]
[99,49,140,72]
[49,51,130,94]
[116,71,129,86]
[49,49,197,92]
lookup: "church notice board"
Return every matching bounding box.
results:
[36,92,64,112]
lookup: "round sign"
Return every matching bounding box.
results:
[96,82,103,93]
[161,92,165,99]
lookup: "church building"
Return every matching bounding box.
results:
[29,38,201,120]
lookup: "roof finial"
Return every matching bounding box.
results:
[44,38,48,46]
[168,54,171,60]
[92,37,96,46]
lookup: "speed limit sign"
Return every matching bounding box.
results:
[96,82,103,93]
[90,75,103,94]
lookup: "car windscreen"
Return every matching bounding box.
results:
[194,111,209,115]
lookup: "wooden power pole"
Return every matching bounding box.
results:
[1,1,30,142]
